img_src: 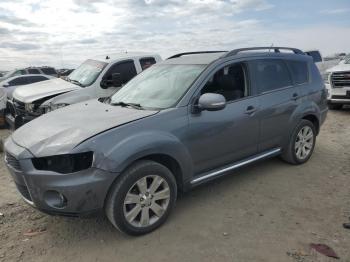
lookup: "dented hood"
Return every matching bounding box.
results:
[12,99,158,157]
[13,78,80,103]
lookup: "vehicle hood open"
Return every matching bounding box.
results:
[12,99,158,157]
[12,78,80,103]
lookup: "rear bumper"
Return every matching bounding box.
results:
[4,137,117,216]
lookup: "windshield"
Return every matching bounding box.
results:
[110,64,205,109]
[68,59,107,87]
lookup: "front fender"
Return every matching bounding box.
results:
[93,131,194,185]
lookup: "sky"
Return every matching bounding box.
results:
[0,0,349,70]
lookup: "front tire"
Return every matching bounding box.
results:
[105,160,177,235]
[281,119,316,165]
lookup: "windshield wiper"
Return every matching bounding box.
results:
[66,77,83,87]
[110,101,144,109]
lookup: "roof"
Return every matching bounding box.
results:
[162,49,311,65]
[162,52,226,65]
[91,52,161,63]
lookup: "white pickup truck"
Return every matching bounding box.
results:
[323,55,350,109]
[7,52,162,129]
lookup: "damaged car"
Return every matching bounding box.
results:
[6,53,161,129]
[4,47,328,235]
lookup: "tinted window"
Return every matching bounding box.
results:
[27,68,40,74]
[27,76,48,84]
[140,57,156,70]
[8,77,28,86]
[250,59,292,93]
[105,60,137,85]
[41,67,57,75]
[286,60,308,85]
[201,62,248,102]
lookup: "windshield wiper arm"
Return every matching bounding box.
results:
[110,101,144,109]
[69,79,83,87]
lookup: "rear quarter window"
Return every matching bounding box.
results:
[286,60,308,85]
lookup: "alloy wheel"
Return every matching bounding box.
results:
[294,126,314,160]
[123,175,170,228]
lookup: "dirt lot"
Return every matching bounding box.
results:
[0,109,349,262]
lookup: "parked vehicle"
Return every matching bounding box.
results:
[0,74,54,100]
[0,67,57,82]
[0,88,6,127]
[323,55,350,109]
[4,47,328,235]
[7,53,161,129]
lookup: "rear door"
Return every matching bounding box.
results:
[249,58,299,152]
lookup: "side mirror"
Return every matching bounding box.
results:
[198,93,226,111]
[3,83,9,87]
[101,73,123,89]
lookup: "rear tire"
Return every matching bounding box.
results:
[281,119,316,165]
[105,160,177,236]
[328,103,343,110]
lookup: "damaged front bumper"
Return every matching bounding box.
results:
[4,137,117,216]
[5,99,40,129]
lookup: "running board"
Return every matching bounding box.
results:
[190,148,281,185]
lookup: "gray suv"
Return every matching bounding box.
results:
[4,47,328,235]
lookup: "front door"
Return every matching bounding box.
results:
[187,62,259,175]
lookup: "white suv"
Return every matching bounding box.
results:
[324,56,350,109]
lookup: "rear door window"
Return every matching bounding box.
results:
[40,67,57,75]
[27,68,41,74]
[140,57,156,70]
[286,60,308,85]
[249,59,292,93]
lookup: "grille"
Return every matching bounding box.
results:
[5,152,22,171]
[6,101,16,117]
[331,71,350,88]
[15,183,32,201]
[332,94,350,99]
[13,99,25,110]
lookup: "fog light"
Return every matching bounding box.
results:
[43,190,67,209]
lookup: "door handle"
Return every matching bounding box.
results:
[245,105,257,115]
[292,93,300,100]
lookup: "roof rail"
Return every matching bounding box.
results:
[224,47,305,57]
[167,51,227,60]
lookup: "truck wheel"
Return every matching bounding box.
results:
[105,160,177,235]
[328,103,343,110]
[281,119,316,165]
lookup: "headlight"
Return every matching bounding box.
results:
[32,152,93,174]
[50,103,69,111]
[25,103,35,112]
[322,73,331,84]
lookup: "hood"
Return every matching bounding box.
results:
[327,63,350,73]
[49,88,93,105]
[12,78,80,103]
[12,99,158,157]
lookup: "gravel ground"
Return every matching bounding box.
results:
[0,109,349,262]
